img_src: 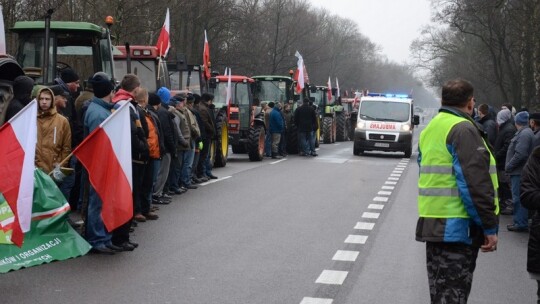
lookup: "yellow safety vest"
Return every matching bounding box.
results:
[418,112,499,218]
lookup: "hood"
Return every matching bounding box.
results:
[37,87,57,116]
[112,88,135,103]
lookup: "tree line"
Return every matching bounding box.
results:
[2,0,437,107]
[412,0,540,110]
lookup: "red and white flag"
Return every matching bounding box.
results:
[0,5,6,54]
[156,8,170,57]
[0,100,37,247]
[336,77,340,99]
[327,77,332,102]
[294,51,304,94]
[73,102,133,232]
[203,30,211,80]
[225,67,232,106]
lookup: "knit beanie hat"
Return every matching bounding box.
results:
[496,109,512,125]
[13,75,34,100]
[157,87,171,105]
[515,111,529,126]
[148,93,162,106]
[60,68,79,83]
[89,73,114,98]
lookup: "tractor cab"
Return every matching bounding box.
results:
[114,45,169,92]
[11,21,116,85]
[167,53,207,96]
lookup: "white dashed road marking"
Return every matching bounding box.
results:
[332,250,360,262]
[300,297,333,304]
[368,204,385,210]
[362,212,380,219]
[345,235,368,244]
[316,270,349,285]
[354,222,375,230]
[301,158,410,303]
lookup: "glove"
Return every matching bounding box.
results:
[51,164,67,183]
[198,141,203,150]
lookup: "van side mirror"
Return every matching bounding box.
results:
[412,115,420,125]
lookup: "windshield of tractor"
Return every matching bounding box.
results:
[254,80,287,103]
[114,59,169,92]
[170,70,202,95]
[311,90,325,107]
[359,100,411,122]
[17,33,113,85]
[213,82,250,109]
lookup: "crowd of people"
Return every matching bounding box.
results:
[417,79,540,303]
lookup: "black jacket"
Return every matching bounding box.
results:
[294,104,318,132]
[147,105,166,158]
[494,120,517,169]
[479,114,497,147]
[129,102,149,162]
[156,104,177,154]
[520,146,540,274]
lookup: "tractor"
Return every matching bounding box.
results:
[209,74,269,162]
[11,15,116,85]
[311,86,336,144]
[251,74,312,154]
[113,44,170,92]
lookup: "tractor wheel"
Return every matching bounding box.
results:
[348,113,357,141]
[315,128,320,147]
[332,117,337,143]
[322,117,333,143]
[336,112,347,142]
[287,124,299,154]
[214,112,228,168]
[248,124,265,161]
[232,144,246,154]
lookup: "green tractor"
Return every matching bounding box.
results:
[311,86,336,144]
[11,16,116,85]
[251,75,312,154]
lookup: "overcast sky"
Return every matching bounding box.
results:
[309,0,433,64]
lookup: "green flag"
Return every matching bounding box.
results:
[0,169,91,273]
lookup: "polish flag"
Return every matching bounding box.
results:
[0,5,6,54]
[156,8,170,57]
[294,51,304,94]
[327,77,332,102]
[336,78,340,99]
[0,100,37,247]
[203,30,211,80]
[73,102,133,232]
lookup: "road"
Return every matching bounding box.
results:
[2,116,536,303]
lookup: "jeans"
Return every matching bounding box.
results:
[59,157,77,203]
[154,153,171,196]
[510,174,528,227]
[298,131,310,155]
[168,154,182,191]
[85,186,112,248]
[204,152,213,177]
[265,132,272,156]
[140,160,155,214]
[309,131,316,153]
[181,144,195,186]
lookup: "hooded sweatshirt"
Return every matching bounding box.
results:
[36,87,72,173]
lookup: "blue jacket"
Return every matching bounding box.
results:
[84,96,113,135]
[269,107,284,134]
[505,126,534,175]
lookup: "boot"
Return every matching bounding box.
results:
[271,153,282,159]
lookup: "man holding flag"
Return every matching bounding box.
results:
[78,73,117,254]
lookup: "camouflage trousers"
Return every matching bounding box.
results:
[426,242,479,304]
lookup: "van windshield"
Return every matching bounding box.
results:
[359,100,410,122]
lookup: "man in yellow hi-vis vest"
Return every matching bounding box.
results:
[417,79,499,303]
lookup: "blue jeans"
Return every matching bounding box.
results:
[168,154,182,191]
[204,152,213,177]
[148,159,161,202]
[298,131,310,155]
[181,144,195,186]
[59,157,77,201]
[265,132,272,156]
[309,131,316,153]
[86,186,112,248]
[510,174,528,227]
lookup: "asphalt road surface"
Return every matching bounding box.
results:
[2,116,536,303]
